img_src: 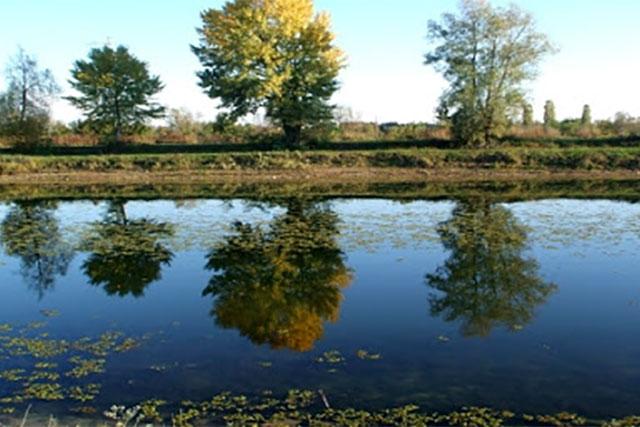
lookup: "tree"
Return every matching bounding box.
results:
[581,104,592,126]
[81,201,174,297]
[426,199,556,337]
[192,0,345,148]
[66,45,165,143]
[0,47,60,148]
[543,100,556,127]
[522,103,533,126]
[0,201,74,300]
[204,199,352,352]
[425,0,555,147]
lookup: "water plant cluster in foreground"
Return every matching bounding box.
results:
[1,318,639,426]
[3,390,640,426]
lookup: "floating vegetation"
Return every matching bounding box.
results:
[33,362,58,370]
[65,357,106,378]
[356,349,382,360]
[139,399,167,425]
[40,310,60,318]
[436,335,451,343]
[27,370,60,382]
[114,337,141,352]
[315,350,346,364]
[70,406,97,415]
[68,384,101,402]
[21,383,65,400]
[258,361,272,368]
[0,369,25,382]
[103,404,144,426]
[83,390,640,426]
[3,336,69,358]
[0,320,147,413]
[27,322,47,330]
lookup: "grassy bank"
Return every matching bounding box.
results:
[1,146,640,176]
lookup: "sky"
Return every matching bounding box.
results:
[1,0,639,124]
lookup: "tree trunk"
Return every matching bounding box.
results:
[20,88,27,123]
[283,124,302,149]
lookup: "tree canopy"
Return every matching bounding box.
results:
[0,47,59,148]
[66,45,165,142]
[192,0,345,147]
[425,0,555,146]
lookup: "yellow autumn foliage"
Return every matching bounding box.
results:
[194,0,345,145]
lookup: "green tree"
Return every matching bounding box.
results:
[522,103,533,126]
[81,201,174,298]
[204,199,352,352]
[66,45,165,143]
[426,199,556,337]
[543,100,557,128]
[425,0,555,146]
[0,47,60,150]
[0,201,74,300]
[581,104,592,126]
[192,0,345,148]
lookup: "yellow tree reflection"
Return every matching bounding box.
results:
[204,199,352,352]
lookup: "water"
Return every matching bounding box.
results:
[0,195,639,422]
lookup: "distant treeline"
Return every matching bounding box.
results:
[2,110,637,149]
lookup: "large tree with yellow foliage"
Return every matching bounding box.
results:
[192,0,345,147]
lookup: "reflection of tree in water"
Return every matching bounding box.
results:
[0,201,74,300]
[82,200,174,298]
[427,199,556,337]
[204,199,352,352]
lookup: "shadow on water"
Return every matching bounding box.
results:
[426,198,557,337]
[0,200,74,300]
[80,200,174,298]
[203,198,352,352]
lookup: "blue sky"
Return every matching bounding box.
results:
[1,0,638,124]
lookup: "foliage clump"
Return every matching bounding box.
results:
[193,0,345,147]
[426,0,555,147]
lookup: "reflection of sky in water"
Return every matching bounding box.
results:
[0,198,638,419]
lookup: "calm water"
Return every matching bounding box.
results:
[0,196,639,420]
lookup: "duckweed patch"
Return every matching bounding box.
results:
[87,390,640,426]
[315,350,346,364]
[356,350,382,360]
[0,320,147,414]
